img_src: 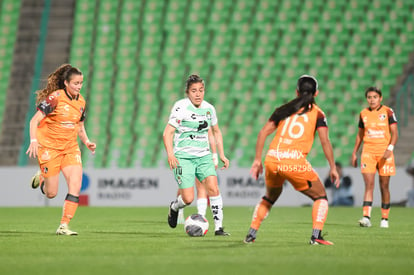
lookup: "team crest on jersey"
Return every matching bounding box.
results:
[206,111,211,120]
[378,114,386,121]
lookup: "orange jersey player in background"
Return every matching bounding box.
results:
[351,86,398,228]
[26,64,96,236]
[244,75,339,245]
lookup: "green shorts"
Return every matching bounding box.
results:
[173,154,217,189]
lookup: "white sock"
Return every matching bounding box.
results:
[197,198,208,217]
[172,195,187,211]
[209,194,223,231]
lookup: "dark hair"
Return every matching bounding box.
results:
[185,74,204,93]
[36,64,82,104]
[269,75,318,126]
[365,86,382,98]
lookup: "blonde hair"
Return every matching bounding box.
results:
[35,64,82,104]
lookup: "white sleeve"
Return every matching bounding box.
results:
[211,105,218,126]
[168,102,181,129]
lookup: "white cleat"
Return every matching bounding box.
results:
[380,219,389,228]
[56,224,78,236]
[359,217,372,227]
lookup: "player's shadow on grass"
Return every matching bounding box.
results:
[0,230,49,236]
[184,239,304,249]
[89,230,184,238]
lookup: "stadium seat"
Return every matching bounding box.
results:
[66,0,414,168]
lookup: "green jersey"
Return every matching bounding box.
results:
[168,98,218,158]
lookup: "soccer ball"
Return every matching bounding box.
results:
[184,214,209,237]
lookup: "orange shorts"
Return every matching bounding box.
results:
[360,151,395,176]
[37,144,82,178]
[264,158,319,191]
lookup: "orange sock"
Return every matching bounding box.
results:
[312,199,328,230]
[381,203,390,220]
[362,201,372,218]
[60,195,79,225]
[250,197,273,230]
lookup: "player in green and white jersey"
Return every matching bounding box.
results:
[163,74,230,236]
[177,128,219,224]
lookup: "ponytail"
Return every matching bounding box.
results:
[269,93,315,125]
[269,75,318,126]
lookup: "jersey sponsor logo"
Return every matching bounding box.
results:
[366,129,385,138]
[189,134,206,140]
[63,104,70,112]
[267,149,304,160]
[363,116,368,123]
[61,121,76,129]
[197,120,208,131]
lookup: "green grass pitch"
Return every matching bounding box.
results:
[0,206,413,275]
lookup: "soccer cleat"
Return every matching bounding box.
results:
[177,208,185,225]
[56,224,78,236]
[309,236,334,245]
[168,201,178,228]
[215,227,230,236]
[359,217,372,227]
[243,228,257,243]
[244,234,256,243]
[380,219,389,228]
[31,170,43,189]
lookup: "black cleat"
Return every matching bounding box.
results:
[168,201,178,228]
[243,228,257,243]
[215,227,230,236]
[244,234,256,243]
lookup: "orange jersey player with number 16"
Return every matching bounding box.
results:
[244,75,339,245]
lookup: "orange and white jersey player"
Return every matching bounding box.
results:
[244,75,339,245]
[26,64,96,236]
[351,86,398,229]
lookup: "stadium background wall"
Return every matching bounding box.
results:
[1,167,412,207]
